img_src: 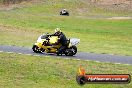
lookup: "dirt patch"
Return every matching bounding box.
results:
[0,0,41,11]
[98,0,131,5]
[0,4,23,11]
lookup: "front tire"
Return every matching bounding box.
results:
[32,45,41,53]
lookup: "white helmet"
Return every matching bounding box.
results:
[63,9,66,11]
[55,28,61,33]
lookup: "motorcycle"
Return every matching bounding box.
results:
[60,9,69,16]
[32,33,80,56]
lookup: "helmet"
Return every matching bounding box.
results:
[55,28,61,33]
[54,28,61,35]
[63,9,66,11]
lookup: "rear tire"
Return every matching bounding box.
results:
[65,49,74,56]
[65,46,77,56]
[32,45,41,53]
[70,45,77,55]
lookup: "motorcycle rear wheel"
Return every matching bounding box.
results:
[65,46,77,56]
[70,45,77,55]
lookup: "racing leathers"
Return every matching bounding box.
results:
[53,32,68,55]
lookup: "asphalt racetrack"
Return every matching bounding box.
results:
[0,45,132,65]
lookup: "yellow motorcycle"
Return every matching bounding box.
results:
[32,33,80,56]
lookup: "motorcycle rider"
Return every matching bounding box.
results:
[60,9,69,16]
[53,28,68,55]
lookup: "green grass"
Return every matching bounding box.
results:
[0,52,132,88]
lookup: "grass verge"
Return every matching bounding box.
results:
[0,52,132,88]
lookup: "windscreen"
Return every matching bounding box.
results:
[70,38,80,46]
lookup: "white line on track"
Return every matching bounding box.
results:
[45,56,50,57]
[25,54,32,56]
[95,61,101,63]
[115,63,121,64]
[76,59,81,60]
[0,51,4,53]
[84,60,90,62]
[34,55,40,57]
[124,64,131,65]
[64,58,70,59]
[6,52,14,54]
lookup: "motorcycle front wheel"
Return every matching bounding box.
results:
[32,45,41,53]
